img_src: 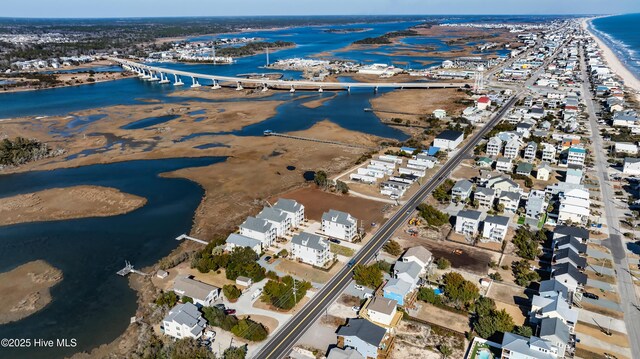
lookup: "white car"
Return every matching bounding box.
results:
[354,284,365,291]
[351,306,361,312]
[364,293,373,299]
[251,288,263,300]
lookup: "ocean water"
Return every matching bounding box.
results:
[591,13,640,80]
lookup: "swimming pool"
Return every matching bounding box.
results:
[477,348,492,359]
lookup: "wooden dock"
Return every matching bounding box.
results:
[117,261,148,277]
[263,130,377,150]
[176,234,208,245]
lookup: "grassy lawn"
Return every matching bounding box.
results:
[330,243,355,257]
[517,216,525,225]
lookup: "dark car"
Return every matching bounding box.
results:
[328,238,340,244]
[583,292,599,300]
[214,303,226,310]
[264,256,272,262]
[224,309,236,315]
[348,259,356,267]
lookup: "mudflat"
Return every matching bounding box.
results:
[0,185,147,226]
[0,260,63,324]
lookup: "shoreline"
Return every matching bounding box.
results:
[0,72,134,95]
[582,17,640,101]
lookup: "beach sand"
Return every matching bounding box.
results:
[583,18,640,102]
[0,185,147,227]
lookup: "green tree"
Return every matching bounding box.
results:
[223,284,242,301]
[261,276,311,310]
[475,296,496,317]
[155,291,178,307]
[170,338,216,359]
[202,306,239,331]
[353,264,384,289]
[474,308,515,339]
[231,318,269,341]
[435,257,451,270]
[181,295,193,304]
[382,240,403,256]
[514,325,533,337]
[418,287,442,305]
[417,204,450,226]
[488,272,503,281]
[512,260,541,287]
[224,346,247,359]
[432,179,455,202]
[335,180,349,194]
[442,272,479,307]
[225,247,266,282]
[314,170,329,188]
[439,344,453,358]
[512,226,542,260]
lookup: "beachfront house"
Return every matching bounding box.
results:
[256,207,291,237]
[273,198,305,228]
[500,332,560,359]
[162,302,207,340]
[173,276,221,307]
[455,209,481,236]
[291,232,331,267]
[366,296,398,327]
[336,318,390,359]
[474,186,495,208]
[239,216,277,248]
[322,209,358,242]
[498,191,521,213]
[481,215,510,243]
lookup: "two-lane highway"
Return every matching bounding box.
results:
[254,94,520,359]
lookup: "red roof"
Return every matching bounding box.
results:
[477,96,491,103]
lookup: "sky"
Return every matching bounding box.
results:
[2,0,640,18]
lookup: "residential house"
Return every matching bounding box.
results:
[322,210,358,242]
[162,302,207,340]
[476,156,493,168]
[400,246,432,269]
[273,198,305,228]
[516,122,534,138]
[526,191,548,220]
[433,109,447,119]
[623,157,640,175]
[500,332,560,359]
[537,163,552,181]
[451,179,473,202]
[516,162,534,176]
[614,142,638,155]
[239,217,277,248]
[382,278,413,306]
[173,276,221,307]
[504,137,524,159]
[474,187,495,208]
[553,235,587,254]
[530,292,579,329]
[393,260,422,289]
[408,154,437,169]
[538,279,570,299]
[524,141,538,160]
[225,233,263,255]
[553,226,589,243]
[499,191,521,213]
[482,215,510,242]
[476,96,491,110]
[455,209,482,236]
[256,207,291,237]
[551,263,587,293]
[612,110,638,128]
[542,143,557,163]
[496,157,514,172]
[486,136,503,157]
[291,232,331,267]
[565,146,586,167]
[539,317,572,358]
[336,318,390,359]
[564,168,582,185]
[488,176,520,195]
[366,296,398,327]
[558,188,590,225]
[433,130,464,150]
[552,248,586,269]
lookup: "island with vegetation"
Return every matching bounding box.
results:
[353,29,419,45]
[215,41,295,57]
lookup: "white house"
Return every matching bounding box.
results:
[614,142,638,155]
[496,157,514,172]
[542,143,557,163]
[524,141,538,160]
[474,187,495,208]
[558,188,590,225]
[451,179,473,201]
[433,109,447,119]
[501,332,560,359]
[530,292,579,329]
[623,157,640,175]
[504,137,523,159]
[499,191,521,213]
[366,296,398,327]
[173,276,221,307]
[552,263,587,294]
[433,130,464,150]
[336,318,388,359]
[291,232,331,267]
[225,233,263,255]
[256,207,291,237]
[162,302,207,340]
[537,163,552,181]
[322,209,358,242]
[400,246,432,269]
[455,209,481,236]
[564,168,582,185]
[273,198,305,228]
[486,136,503,157]
[526,191,548,220]
[566,146,586,167]
[476,96,491,110]
[482,215,510,242]
[239,216,277,248]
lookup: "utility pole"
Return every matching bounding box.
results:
[293,277,297,304]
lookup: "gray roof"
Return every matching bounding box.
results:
[453,179,473,193]
[173,276,219,301]
[553,235,587,253]
[552,262,587,285]
[553,247,587,268]
[532,293,579,325]
[226,233,262,249]
[527,196,546,211]
[256,207,288,223]
[291,232,328,251]
[496,157,512,163]
[367,296,397,316]
[394,260,422,279]
[457,209,482,220]
[337,318,387,347]
[500,191,521,202]
[540,317,571,345]
[626,157,640,164]
[475,186,495,197]
[538,279,569,298]
[322,209,356,226]
[240,216,274,234]
[163,302,206,336]
[273,198,304,214]
[327,348,365,359]
[403,246,432,265]
[436,130,464,141]
[484,215,510,226]
[501,333,557,359]
[383,278,413,296]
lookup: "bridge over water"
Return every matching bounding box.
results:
[110,58,472,92]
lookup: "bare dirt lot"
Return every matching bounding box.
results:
[0,185,146,226]
[370,88,471,121]
[412,302,471,334]
[0,260,63,324]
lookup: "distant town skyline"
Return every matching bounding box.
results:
[3,0,640,18]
